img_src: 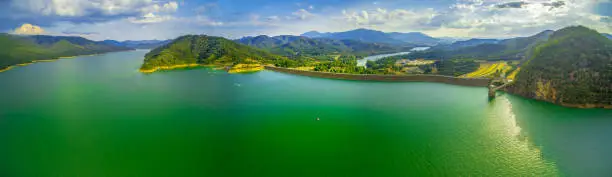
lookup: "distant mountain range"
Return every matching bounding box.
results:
[439,38,501,49]
[102,39,171,49]
[407,30,554,60]
[301,29,444,46]
[236,35,415,57]
[0,34,131,70]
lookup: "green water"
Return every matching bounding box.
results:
[1,50,612,177]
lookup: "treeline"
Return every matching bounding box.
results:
[0,34,130,70]
[141,35,285,70]
[509,26,612,106]
[312,55,373,74]
[363,54,479,76]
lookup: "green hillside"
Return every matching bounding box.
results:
[0,34,131,70]
[141,35,285,71]
[508,26,612,107]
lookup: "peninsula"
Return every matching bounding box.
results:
[139,35,283,74]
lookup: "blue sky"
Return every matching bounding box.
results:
[1,0,611,41]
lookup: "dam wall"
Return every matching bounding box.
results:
[264,66,491,87]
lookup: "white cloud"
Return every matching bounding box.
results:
[10,0,179,17]
[13,23,45,35]
[342,8,437,29]
[266,16,280,22]
[424,0,611,37]
[141,1,179,14]
[16,0,612,41]
[292,9,314,20]
[184,15,224,26]
[273,0,612,38]
[128,13,174,24]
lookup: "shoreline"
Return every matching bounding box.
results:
[265,66,612,109]
[139,64,211,73]
[264,66,490,87]
[499,90,612,109]
[0,53,104,73]
[560,103,612,109]
[140,63,265,74]
[0,59,60,73]
[228,64,264,74]
[0,66,14,73]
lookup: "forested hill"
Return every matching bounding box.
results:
[236,35,414,57]
[0,34,131,70]
[141,35,284,70]
[508,26,612,108]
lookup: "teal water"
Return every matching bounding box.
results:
[1,50,612,176]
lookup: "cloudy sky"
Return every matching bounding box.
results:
[1,0,611,41]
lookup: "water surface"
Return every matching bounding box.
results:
[357,47,430,67]
[1,50,611,177]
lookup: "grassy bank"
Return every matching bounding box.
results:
[139,63,208,73]
[228,64,264,73]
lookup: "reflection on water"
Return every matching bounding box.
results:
[486,95,559,175]
[502,94,612,176]
[499,97,522,138]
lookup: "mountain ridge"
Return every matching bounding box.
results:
[236,35,415,57]
[404,30,554,60]
[301,29,440,45]
[0,34,131,70]
[102,39,172,49]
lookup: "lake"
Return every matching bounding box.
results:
[1,50,612,177]
[357,47,430,67]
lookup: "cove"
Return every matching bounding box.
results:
[1,50,612,177]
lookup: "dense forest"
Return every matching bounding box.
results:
[0,34,131,70]
[141,35,286,71]
[366,55,479,76]
[508,26,612,107]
